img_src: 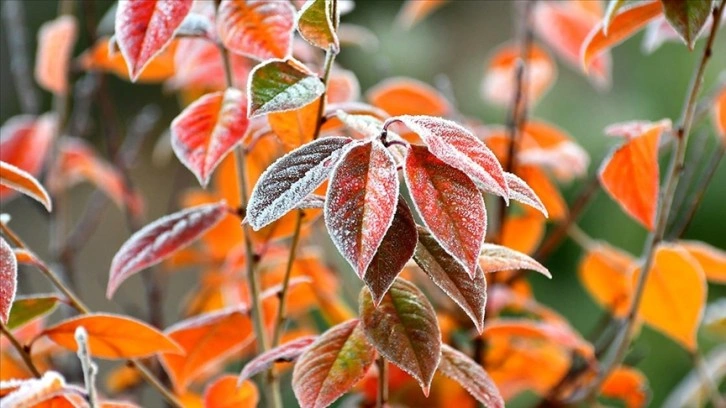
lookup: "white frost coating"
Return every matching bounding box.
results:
[390,115,509,201]
[504,172,548,218]
[107,202,228,298]
[479,243,551,278]
[247,137,353,230]
[0,237,17,324]
[238,335,317,383]
[439,344,505,408]
[247,58,325,118]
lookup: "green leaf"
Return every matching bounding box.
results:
[247,58,325,118]
[359,277,441,395]
[292,319,376,408]
[7,295,60,329]
[661,0,713,49]
[297,0,339,51]
[414,228,487,334]
[438,344,504,408]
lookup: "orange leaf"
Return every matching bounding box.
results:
[714,86,726,144]
[40,314,183,359]
[518,165,567,221]
[679,240,726,284]
[395,0,448,30]
[601,366,649,408]
[599,120,669,230]
[0,161,52,211]
[367,77,451,117]
[635,244,707,350]
[581,1,663,72]
[500,208,545,255]
[217,0,295,60]
[483,319,594,359]
[79,37,176,83]
[268,96,322,149]
[204,376,259,408]
[35,15,77,95]
[578,243,636,317]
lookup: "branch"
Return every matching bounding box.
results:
[0,320,42,378]
[75,327,99,408]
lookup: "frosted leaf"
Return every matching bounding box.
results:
[247,137,353,230]
[390,115,509,199]
[248,58,325,118]
[363,198,418,305]
[0,161,52,211]
[404,145,486,278]
[295,194,326,209]
[0,237,17,324]
[504,172,548,218]
[217,0,295,61]
[479,243,551,278]
[438,344,505,408]
[297,0,339,51]
[325,141,399,277]
[238,336,317,383]
[359,278,441,395]
[0,371,74,407]
[604,119,672,139]
[171,88,249,187]
[115,0,193,81]
[414,229,487,334]
[175,12,214,39]
[107,202,228,298]
[334,111,387,139]
[292,319,375,408]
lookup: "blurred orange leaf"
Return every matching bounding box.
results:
[40,314,183,359]
[35,15,77,95]
[578,243,636,317]
[500,208,545,255]
[395,0,448,30]
[79,37,176,83]
[679,240,726,284]
[601,366,649,408]
[367,77,451,117]
[203,376,258,408]
[714,86,726,143]
[635,244,707,350]
[268,96,322,149]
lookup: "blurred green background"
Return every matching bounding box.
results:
[1,1,725,406]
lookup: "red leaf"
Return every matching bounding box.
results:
[504,172,548,217]
[35,15,78,95]
[363,198,418,305]
[115,0,193,81]
[107,202,229,298]
[325,140,399,277]
[247,136,353,230]
[238,335,317,383]
[171,88,249,187]
[404,145,486,277]
[1,237,17,324]
[359,278,441,395]
[40,313,183,359]
[292,319,376,408]
[390,115,508,199]
[0,161,52,211]
[414,228,487,333]
[217,0,295,60]
[599,120,669,230]
[438,344,504,408]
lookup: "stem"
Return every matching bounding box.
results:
[75,328,99,408]
[376,356,389,408]
[1,0,39,114]
[0,320,42,378]
[566,224,597,252]
[576,1,725,401]
[692,351,726,408]
[270,211,304,349]
[313,45,338,140]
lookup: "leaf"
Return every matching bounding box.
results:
[581,1,663,71]
[297,0,339,51]
[367,77,451,117]
[414,229,487,333]
[247,59,325,118]
[40,313,183,359]
[217,0,295,60]
[0,161,52,211]
[115,0,193,81]
[602,0,628,35]
[79,36,176,83]
[1,237,17,324]
[483,319,594,359]
[363,198,418,305]
[0,372,69,407]
[391,115,508,199]
[395,0,448,30]
[160,308,255,392]
[292,319,376,408]
[479,243,551,278]
[714,86,726,144]
[578,243,636,317]
[599,120,668,230]
[238,336,317,383]
[325,141,399,277]
[166,37,251,90]
[247,136,352,230]
[268,96,322,149]
[504,172,548,217]
[438,344,504,408]
[334,111,387,139]
[679,240,726,284]
[517,165,567,221]
[107,202,228,298]
[635,243,707,350]
[7,295,60,330]
[661,0,712,49]
[35,15,77,95]
[204,376,258,408]
[359,278,441,394]
[171,88,249,187]
[404,144,487,277]
[501,208,546,255]
[601,366,650,408]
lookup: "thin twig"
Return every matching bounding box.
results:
[692,351,726,408]
[0,320,42,378]
[376,356,389,408]
[573,2,726,402]
[75,327,99,408]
